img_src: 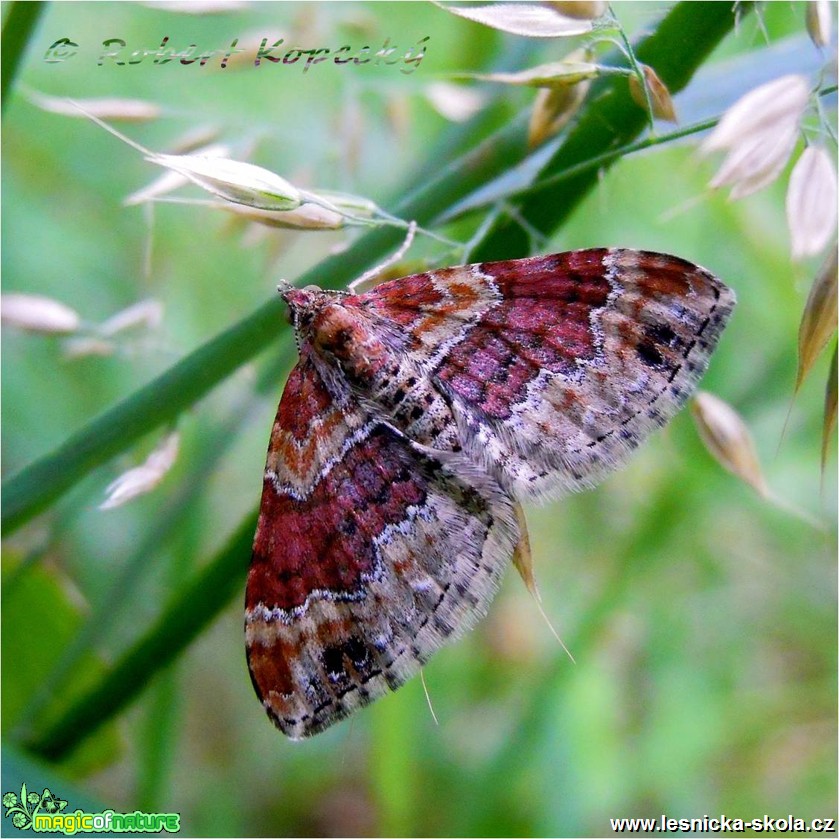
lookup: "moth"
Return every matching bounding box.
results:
[245,248,735,739]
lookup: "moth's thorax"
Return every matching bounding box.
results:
[312,302,391,378]
[286,289,392,383]
[283,285,459,450]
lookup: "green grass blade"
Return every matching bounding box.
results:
[24,510,257,761]
[1,115,532,535]
[3,299,284,534]
[1,1,46,112]
[472,0,752,262]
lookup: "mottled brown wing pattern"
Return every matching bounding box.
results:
[365,249,736,500]
[249,248,735,738]
[246,359,517,739]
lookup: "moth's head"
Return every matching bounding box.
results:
[278,283,361,356]
[278,283,331,335]
[278,282,385,372]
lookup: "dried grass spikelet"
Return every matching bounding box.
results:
[167,125,222,154]
[528,80,590,147]
[147,188,378,230]
[1,294,80,334]
[147,153,302,211]
[67,103,338,225]
[26,91,162,121]
[63,299,164,359]
[435,1,595,37]
[700,74,810,200]
[806,0,833,48]
[425,82,485,122]
[100,432,180,510]
[795,249,838,393]
[628,63,677,123]
[62,337,116,359]
[692,391,769,497]
[99,299,164,336]
[786,145,838,261]
[313,191,379,218]
[511,501,537,599]
[125,143,230,205]
[218,201,346,230]
[464,58,600,88]
[141,0,249,12]
[238,189,376,229]
[702,75,810,154]
[692,392,824,527]
[545,1,607,20]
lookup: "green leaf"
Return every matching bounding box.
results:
[2,553,121,774]
[24,513,256,761]
[1,2,46,112]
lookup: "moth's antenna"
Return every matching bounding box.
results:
[419,668,440,727]
[348,220,417,294]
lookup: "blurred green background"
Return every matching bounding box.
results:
[2,2,836,836]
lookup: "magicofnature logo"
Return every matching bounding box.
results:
[3,782,180,835]
[4,784,67,829]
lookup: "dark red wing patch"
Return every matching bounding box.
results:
[248,424,427,613]
[246,359,517,739]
